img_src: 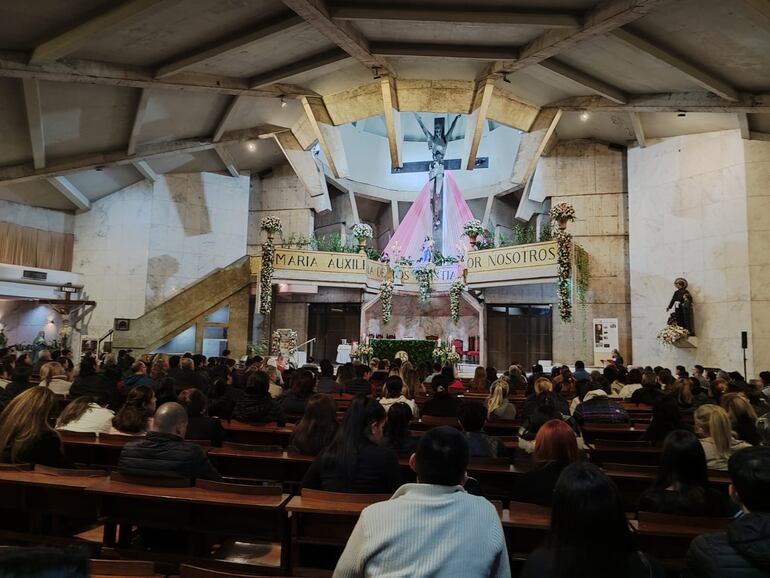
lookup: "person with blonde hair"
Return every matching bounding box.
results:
[721,392,760,445]
[669,378,695,412]
[0,387,71,466]
[39,361,72,395]
[487,379,516,420]
[694,404,751,470]
[401,367,425,398]
[507,365,527,390]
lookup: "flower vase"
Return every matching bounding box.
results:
[557,219,568,231]
[358,238,367,254]
[266,231,275,243]
[469,234,478,248]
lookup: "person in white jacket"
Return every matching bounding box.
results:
[379,376,418,417]
[333,426,510,578]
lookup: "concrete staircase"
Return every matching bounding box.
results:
[111,256,252,356]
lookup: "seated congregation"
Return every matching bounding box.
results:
[0,347,769,577]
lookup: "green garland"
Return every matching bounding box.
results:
[449,279,466,323]
[259,241,274,315]
[574,244,590,305]
[413,266,437,303]
[556,229,573,322]
[380,280,394,325]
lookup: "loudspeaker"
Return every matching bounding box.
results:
[741,331,748,349]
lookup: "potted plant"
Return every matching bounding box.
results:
[463,219,484,247]
[549,203,576,230]
[352,223,373,254]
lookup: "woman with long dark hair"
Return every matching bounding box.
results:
[638,430,737,517]
[280,369,316,414]
[640,396,686,446]
[520,462,664,578]
[383,402,418,455]
[290,394,338,456]
[301,394,401,493]
[110,385,156,435]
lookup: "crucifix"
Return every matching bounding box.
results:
[391,115,489,254]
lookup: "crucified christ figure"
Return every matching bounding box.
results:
[414,113,461,228]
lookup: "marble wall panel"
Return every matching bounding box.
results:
[629,129,759,374]
[0,200,74,233]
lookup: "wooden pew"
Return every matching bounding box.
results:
[581,423,648,444]
[90,559,160,578]
[220,421,294,447]
[285,489,391,575]
[85,473,291,573]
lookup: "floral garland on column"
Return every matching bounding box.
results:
[259,216,282,315]
[550,203,576,323]
[260,241,274,315]
[413,262,437,303]
[380,280,394,325]
[449,279,466,324]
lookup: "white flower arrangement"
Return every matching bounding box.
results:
[352,343,374,360]
[260,242,274,315]
[260,215,283,234]
[432,341,459,365]
[549,202,576,223]
[657,324,690,346]
[271,329,297,354]
[380,280,394,325]
[449,279,466,323]
[351,223,374,240]
[463,219,484,237]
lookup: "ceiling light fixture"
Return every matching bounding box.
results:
[280,96,287,108]
[247,142,256,152]
[579,111,590,122]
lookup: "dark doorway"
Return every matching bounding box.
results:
[308,303,361,362]
[486,305,553,370]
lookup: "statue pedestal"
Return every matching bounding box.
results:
[674,335,698,349]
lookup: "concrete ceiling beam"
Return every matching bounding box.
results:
[329,5,581,28]
[0,51,318,98]
[155,13,304,78]
[281,0,395,76]
[538,59,628,104]
[550,92,770,113]
[495,0,676,74]
[21,78,45,169]
[29,0,180,65]
[0,124,289,185]
[611,28,738,101]
[249,48,350,89]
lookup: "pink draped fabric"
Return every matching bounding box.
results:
[383,180,433,262]
[383,171,475,261]
[443,171,476,255]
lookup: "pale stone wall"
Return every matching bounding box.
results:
[629,130,757,374]
[0,199,74,233]
[529,141,631,366]
[745,139,770,373]
[248,163,314,252]
[74,173,249,340]
[314,191,356,240]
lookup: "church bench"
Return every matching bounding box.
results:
[220,421,294,447]
[89,558,160,578]
[85,474,291,572]
[285,489,393,575]
[580,423,648,444]
[179,563,290,578]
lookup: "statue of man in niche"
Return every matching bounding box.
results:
[414,113,461,229]
[666,277,695,335]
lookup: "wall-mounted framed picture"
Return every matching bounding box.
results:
[114,318,130,331]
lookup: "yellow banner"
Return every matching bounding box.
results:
[466,241,558,273]
[272,248,367,274]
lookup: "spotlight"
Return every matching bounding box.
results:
[372,67,381,80]
[280,96,287,108]
[247,142,257,152]
[677,111,687,117]
[579,111,590,122]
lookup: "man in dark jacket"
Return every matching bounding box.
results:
[118,402,222,481]
[345,364,372,396]
[173,357,207,391]
[122,361,155,390]
[685,446,770,578]
[232,371,286,426]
